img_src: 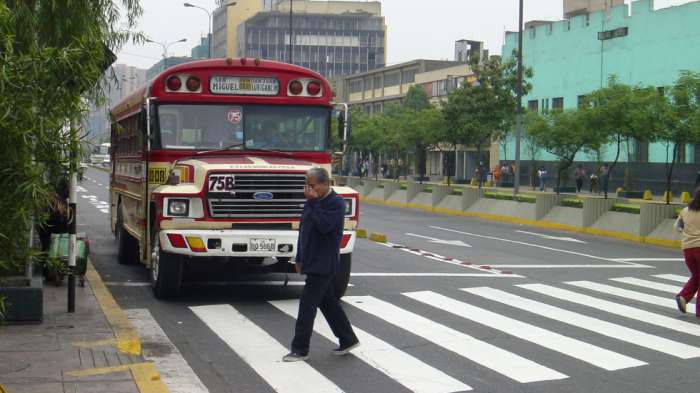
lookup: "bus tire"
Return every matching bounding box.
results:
[116,207,137,265]
[150,236,183,299]
[334,253,352,299]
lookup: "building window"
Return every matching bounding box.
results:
[402,68,417,84]
[373,75,382,89]
[657,86,665,96]
[384,72,400,87]
[552,97,564,110]
[577,95,588,108]
[529,28,536,39]
[349,79,363,93]
[527,100,538,112]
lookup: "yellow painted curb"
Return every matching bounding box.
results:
[369,232,387,243]
[0,383,6,393]
[67,362,169,393]
[360,196,680,249]
[86,260,141,356]
[356,228,367,238]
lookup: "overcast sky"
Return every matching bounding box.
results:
[116,0,694,70]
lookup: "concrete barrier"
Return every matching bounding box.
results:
[536,194,562,220]
[335,176,348,186]
[640,203,677,237]
[361,179,378,196]
[462,187,482,210]
[406,182,423,202]
[347,177,362,188]
[383,181,400,201]
[432,185,452,206]
[582,198,616,227]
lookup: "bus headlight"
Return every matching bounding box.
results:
[167,199,189,216]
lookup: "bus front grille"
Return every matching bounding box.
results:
[207,173,306,218]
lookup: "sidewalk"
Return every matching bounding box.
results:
[0,262,168,393]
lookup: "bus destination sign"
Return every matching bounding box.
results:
[210,76,279,96]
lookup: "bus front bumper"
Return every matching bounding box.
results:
[158,229,356,258]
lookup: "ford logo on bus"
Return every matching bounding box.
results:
[253,192,274,200]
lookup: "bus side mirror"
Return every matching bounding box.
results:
[337,111,345,140]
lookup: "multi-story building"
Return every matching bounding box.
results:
[212,0,269,59]
[235,0,385,79]
[340,53,501,180]
[454,39,488,63]
[564,0,624,18]
[501,0,700,192]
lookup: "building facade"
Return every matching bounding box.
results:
[212,0,269,59]
[501,0,700,191]
[236,1,386,79]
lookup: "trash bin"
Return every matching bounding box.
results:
[48,233,89,287]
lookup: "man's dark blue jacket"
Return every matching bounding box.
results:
[295,190,345,275]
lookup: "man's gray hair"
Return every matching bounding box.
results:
[306,167,330,184]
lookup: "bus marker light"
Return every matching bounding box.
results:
[186,77,201,91]
[240,58,247,65]
[340,234,351,248]
[307,80,322,96]
[166,76,182,91]
[254,58,261,66]
[289,80,303,95]
[186,236,207,252]
[167,233,187,248]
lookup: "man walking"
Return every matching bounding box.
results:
[283,167,360,362]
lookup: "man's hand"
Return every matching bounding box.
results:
[304,185,319,200]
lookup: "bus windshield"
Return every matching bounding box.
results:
[155,104,329,152]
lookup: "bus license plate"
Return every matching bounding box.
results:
[249,238,276,252]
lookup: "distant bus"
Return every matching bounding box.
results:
[90,142,111,166]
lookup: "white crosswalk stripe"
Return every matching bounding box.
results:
[518,283,700,337]
[653,273,690,283]
[404,291,646,371]
[463,286,700,359]
[566,280,696,309]
[270,299,471,393]
[610,277,681,293]
[190,304,343,393]
[343,295,568,383]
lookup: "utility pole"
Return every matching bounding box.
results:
[513,0,524,195]
[67,121,78,313]
[288,0,293,64]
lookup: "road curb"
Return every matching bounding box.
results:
[85,260,171,392]
[369,232,387,243]
[360,196,681,249]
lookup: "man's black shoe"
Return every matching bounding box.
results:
[331,340,360,356]
[676,295,688,314]
[282,352,308,362]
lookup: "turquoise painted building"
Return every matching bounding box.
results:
[502,0,700,166]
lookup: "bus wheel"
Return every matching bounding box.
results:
[333,253,352,299]
[116,208,137,265]
[150,235,183,299]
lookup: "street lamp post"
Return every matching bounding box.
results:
[289,0,293,64]
[184,2,236,59]
[513,0,524,195]
[146,38,187,71]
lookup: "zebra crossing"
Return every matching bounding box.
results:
[181,273,698,393]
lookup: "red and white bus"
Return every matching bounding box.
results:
[110,58,358,299]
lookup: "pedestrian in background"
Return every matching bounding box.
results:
[283,167,360,362]
[590,172,599,194]
[537,166,547,191]
[574,165,586,193]
[674,187,700,316]
[600,163,610,198]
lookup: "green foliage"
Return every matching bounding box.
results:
[403,84,431,112]
[561,198,584,208]
[0,1,142,270]
[611,203,641,214]
[483,191,536,203]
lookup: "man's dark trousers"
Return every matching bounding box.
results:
[291,273,356,355]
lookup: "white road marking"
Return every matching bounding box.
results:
[431,225,649,267]
[344,295,567,383]
[486,264,652,269]
[126,309,209,393]
[376,241,506,275]
[405,233,471,247]
[464,287,700,359]
[99,209,109,214]
[653,274,690,283]
[566,280,694,309]
[98,183,103,186]
[611,258,684,262]
[518,283,700,337]
[515,230,587,244]
[105,281,150,287]
[610,277,680,293]
[270,299,471,393]
[350,272,523,277]
[405,291,645,371]
[190,304,343,393]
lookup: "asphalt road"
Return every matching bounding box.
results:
[79,166,698,393]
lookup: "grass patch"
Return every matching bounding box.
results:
[612,203,641,214]
[561,198,583,208]
[483,191,536,203]
[399,184,407,190]
[451,187,464,196]
[423,186,433,193]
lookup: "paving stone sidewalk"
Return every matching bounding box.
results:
[0,280,158,393]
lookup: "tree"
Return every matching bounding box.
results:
[586,77,661,197]
[527,109,605,193]
[443,54,531,184]
[661,71,700,203]
[0,2,142,271]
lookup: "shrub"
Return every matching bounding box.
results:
[561,198,584,208]
[483,192,536,203]
[612,203,641,214]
